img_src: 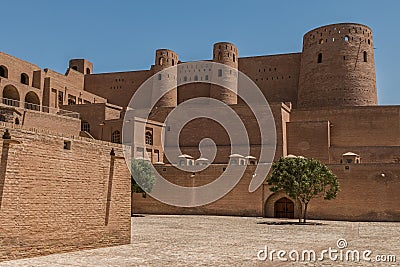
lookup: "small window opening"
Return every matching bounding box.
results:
[363,51,368,62]
[81,121,90,132]
[20,73,29,85]
[0,66,8,78]
[111,130,121,144]
[317,53,322,63]
[64,141,71,150]
[145,131,153,145]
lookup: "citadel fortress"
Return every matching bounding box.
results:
[0,23,399,260]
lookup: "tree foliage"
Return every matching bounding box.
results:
[131,159,156,198]
[267,156,340,223]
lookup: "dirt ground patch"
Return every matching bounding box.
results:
[1,215,398,266]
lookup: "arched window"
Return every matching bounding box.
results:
[194,75,198,81]
[81,121,90,132]
[317,53,322,63]
[0,65,8,78]
[0,115,5,122]
[72,66,78,71]
[21,73,29,85]
[363,51,368,62]
[218,69,222,77]
[205,75,209,80]
[24,91,40,111]
[111,130,121,143]
[158,74,162,80]
[159,57,163,65]
[233,53,236,62]
[86,68,91,74]
[15,118,19,125]
[2,85,20,106]
[145,131,153,145]
[172,59,175,66]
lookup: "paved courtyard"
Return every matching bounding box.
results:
[0,215,398,266]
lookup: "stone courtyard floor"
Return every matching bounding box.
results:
[0,215,399,266]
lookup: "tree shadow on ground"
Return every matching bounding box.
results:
[257,221,324,226]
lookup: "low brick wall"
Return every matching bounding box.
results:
[132,163,400,222]
[0,126,131,262]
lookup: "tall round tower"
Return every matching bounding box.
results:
[152,49,179,107]
[210,42,238,105]
[297,23,377,108]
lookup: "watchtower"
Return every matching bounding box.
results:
[210,42,238,105]
[152,49,179,107]
[298,23,377,108]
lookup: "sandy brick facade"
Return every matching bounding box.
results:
[0,123,131,261]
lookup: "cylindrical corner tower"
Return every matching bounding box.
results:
[152,49,179,107]
[210,42,238,105]
[297,23,377,108]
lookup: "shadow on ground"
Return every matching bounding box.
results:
[257,221,324,225]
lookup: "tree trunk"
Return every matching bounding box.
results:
[303,203,308,223]
[297,199,303,223]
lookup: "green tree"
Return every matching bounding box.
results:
[267,156,340,223]
[131,159,156,198]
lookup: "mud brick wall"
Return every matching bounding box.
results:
[0,126,131,262]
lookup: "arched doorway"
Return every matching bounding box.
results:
[274,197,294,218]
[24,91,40,111]
[2,85,20,106]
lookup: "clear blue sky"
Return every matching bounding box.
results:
[2,0,399,104]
